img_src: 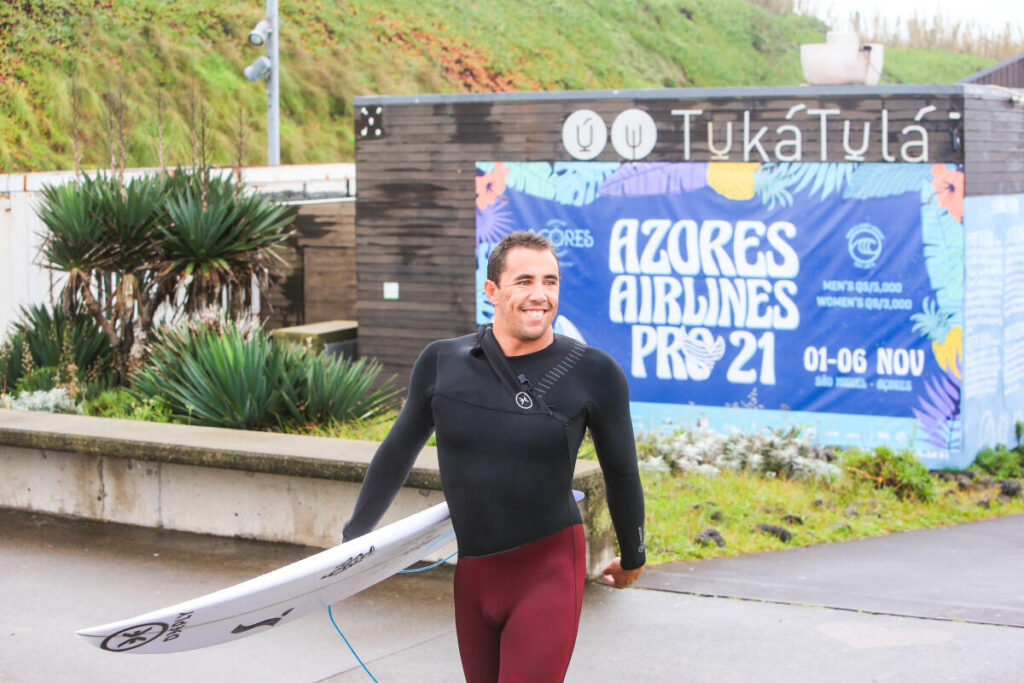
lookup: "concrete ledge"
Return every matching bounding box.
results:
[0,409,615,576]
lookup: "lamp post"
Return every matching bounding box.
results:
[243,0,280,165]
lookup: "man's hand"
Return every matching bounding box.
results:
[601,557,645,589]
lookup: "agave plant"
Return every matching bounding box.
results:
[36,173,168,381]
[282,343,397,426]
[158,174,293,317]
[0,304,116,397]
[131,319,395,431]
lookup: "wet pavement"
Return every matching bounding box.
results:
[1,508,1021,682]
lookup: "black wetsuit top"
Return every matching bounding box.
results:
[343,328,646,570]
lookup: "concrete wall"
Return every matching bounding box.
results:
[0,409,614,575]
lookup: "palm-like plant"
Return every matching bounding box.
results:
[34,168,294,383]
[37,173,168,381]
[158,175,293,316]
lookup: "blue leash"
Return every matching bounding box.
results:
[398,551,458,574]
[329,551,458,681]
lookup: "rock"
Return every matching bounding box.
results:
[977,499,991,509]
[781,514,804,525]
[1000,480,1022,498]
[695,528,726,547]
[843,506,859,517]
[755,523,793,542]
[937,471,956,482]
[811,499,824,508]
[710,510,724,522]
[829,523,852,532]
[997,495,1012,504]
[956,474,973,491]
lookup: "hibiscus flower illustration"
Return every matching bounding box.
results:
[475,162,510,210]
[930,164,964,223]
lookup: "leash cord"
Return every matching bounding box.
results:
[328,604,378,683]
[328,551,458,681]
[398,550,459,573]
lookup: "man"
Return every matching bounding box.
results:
[344,231,645,682]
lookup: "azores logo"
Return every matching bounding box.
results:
[846,223,884,269]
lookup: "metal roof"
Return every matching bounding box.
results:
[355,83,970,106]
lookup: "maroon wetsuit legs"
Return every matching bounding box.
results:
[454,524,586,683]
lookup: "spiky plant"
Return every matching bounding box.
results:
[158,174,294,317]
[131,320,396,431]
[0,304,115,398]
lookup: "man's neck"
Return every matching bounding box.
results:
[492,328,555,357]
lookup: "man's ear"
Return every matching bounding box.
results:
[484,279,499,305]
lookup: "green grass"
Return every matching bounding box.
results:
[0,0,997,173]
[643,468,1024,563]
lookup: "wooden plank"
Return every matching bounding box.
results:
[303,247,357,323]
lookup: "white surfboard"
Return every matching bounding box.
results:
[76,502,456,654]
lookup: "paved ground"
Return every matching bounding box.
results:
[2,508,1021,682]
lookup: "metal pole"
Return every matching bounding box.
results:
[267,0,280,165]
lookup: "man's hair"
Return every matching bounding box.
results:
[486,231,559,283]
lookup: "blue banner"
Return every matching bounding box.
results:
[475,161,965,467]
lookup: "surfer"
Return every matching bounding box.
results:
[344,231,646,682]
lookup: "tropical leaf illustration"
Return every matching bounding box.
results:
[598,162,708,197]
[842,163,933,200]
[552,162,621,206]
[753,167,793,210]
[910,296,954,341]
[911,366,961,453]
[502,162,559,200]
[476,199,516,245]
[920,200,965,326]
[755,163,854,205]
[476,162,496,174]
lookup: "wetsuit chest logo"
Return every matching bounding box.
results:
[515,392,534,410]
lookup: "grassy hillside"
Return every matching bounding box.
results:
[0,0,995,173]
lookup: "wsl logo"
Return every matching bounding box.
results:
[846,223,884,269]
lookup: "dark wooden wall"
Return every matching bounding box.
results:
[963,53,1024,89]
[964,91,1024,196]
[264,200,357,329]
[354,88,968,387]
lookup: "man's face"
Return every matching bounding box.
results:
[484,246,560,352]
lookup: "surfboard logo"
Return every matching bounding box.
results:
[100,622,168,652]
[320,545,376,579]
[515,392,534,410]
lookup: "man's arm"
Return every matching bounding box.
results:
[342,344,437,541]
[586,349,647,584]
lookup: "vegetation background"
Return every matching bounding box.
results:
[1,0,1017,173]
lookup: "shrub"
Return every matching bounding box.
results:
[0,304,116,399]
[971,446,1023,479]
[82,388,173,423]
[130,320,396,431]
[0,388,81,414]
[637,424,840,480]
[968,422,1024,479]
[842,446,935,501]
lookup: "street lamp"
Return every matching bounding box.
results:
[243,2,280,165]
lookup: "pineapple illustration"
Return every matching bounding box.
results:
[910,297,962,377]
[706,163,760,200]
